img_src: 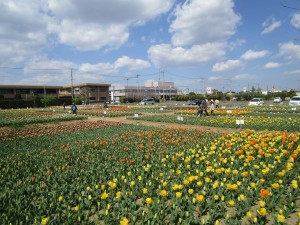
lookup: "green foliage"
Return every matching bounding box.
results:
[0,100,40,109]
[41,95,57,107]
[74,98,82,105]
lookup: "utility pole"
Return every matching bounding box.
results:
[136,74,140,100]
[162,69,165,100]
[126,78,129,100]
[71,68,75,101]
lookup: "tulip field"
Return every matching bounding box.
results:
[0,105,299,225]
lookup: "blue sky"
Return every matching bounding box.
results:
[0,0,300,93]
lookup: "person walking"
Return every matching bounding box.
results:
[215,99,219,108]
[201,98,209,116]
[210,100,215,116]
[197,104,203,117]
[71,103,78,114]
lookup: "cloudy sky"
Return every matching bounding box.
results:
[1,0,300,92]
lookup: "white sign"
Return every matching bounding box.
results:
[177,116,184,121]
[207,87,212,94]
[291,108,297,111]
[236,120,245,125]
[160,107,164,111]
[227,110,232,114]
[134,114,139,117]
[103,111,107,114]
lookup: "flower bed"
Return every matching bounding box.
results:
[0,109,86,127]
[0,124,299,224]
[130,114,300,132]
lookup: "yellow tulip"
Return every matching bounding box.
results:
[188,189,194,195]
[228,200,235,207]
[120,217,129,225]
[101,191,108,199]
[142,188,148,194]
[277,214,285,223]
[41,217,49,225]
[176,192,182,199]
[58,196,63,202]
[160,190,168,197]
[196,194,204,202]
[257,207,267,217]
[146,197,152,204]
[115,191,122,199]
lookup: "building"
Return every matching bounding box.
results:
[0,83,111,103]
[110,81,178,101]
[60,83,110,103]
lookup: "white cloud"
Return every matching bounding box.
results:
[21,59,77,85]
[49,20,130,51]
[261,17,281,34]
[208,76,224,81]
[114,56,151,71]
[148,43,226,68]
[284,69,300,75]
[264,62,281,69]
[233,73,255,80]
[278,42,300,61]
[212,49,269,72]
[241,50,270,60]
[169,0,240,46]
[291,13,300,30]
[80,56,150,74]
[0,0,176,65]
[212,59,242,72]
[47,0,175,51]
[0,0,50,65]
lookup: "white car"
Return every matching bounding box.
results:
[273,97,282,103]
[249,98,264,106]
[139,98,155,105]
[289,96,300,106]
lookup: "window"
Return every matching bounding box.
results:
[0,89,14,94]
[47,89,58,94]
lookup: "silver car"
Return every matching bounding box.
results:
[289,96,300,106]
[249,98,264,106]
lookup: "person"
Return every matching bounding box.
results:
[71,103,77,114]
[215,99,219,108]
[63,102,66,110]
[201,98,209,116]
[197,104,203,117]
[210,100,215,116]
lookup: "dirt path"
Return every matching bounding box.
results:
[88,115,242,134]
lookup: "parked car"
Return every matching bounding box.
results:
[139,98,155,105]
[273,97,282,103]
[248,98,264,106]
[188,99,202,105]
[289,96,300,106]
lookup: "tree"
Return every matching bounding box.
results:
[41,96,57,107]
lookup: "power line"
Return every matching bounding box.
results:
[0,66,72,71]
[166,71,205,80]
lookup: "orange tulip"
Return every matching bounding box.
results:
[260,189,270,198]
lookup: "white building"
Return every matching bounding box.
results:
[110,81,177,102]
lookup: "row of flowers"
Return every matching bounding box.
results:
[0,120,124,142]
[0,109,85,127]
[1,122,299,224]
[131,114,300,132]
